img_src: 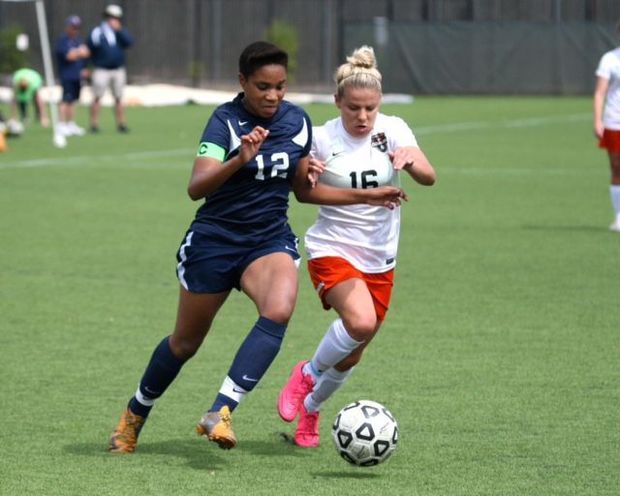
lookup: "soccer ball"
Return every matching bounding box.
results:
[332,400,399,467]
[6,119,24,137]
[53,132,67,148]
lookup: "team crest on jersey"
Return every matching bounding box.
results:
[371,132,388,152]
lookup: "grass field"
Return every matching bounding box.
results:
[1,97,618,496]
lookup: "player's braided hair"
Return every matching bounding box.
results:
[335,45,382,97]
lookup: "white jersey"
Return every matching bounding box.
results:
[596,47,620,130]
[305,113,418,273]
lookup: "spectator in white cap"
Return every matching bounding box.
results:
[87,4,134,133]
[105,4,123,18]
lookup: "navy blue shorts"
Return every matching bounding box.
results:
[175,229,301,293]
[61,80,81,103]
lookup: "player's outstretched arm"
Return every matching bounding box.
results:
[306,156,326,188]
[188,126,269,200]
[594,76,609,139]
[390,146,436,186]
[293,156,406,208]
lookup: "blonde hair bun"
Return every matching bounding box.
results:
[346,46,377,69]
[335,45,382,95]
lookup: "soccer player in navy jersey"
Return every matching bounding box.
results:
[108,41,405,453]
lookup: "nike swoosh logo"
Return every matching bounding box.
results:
[238,120,248,126]
[242,374,258,382]
[232,388,246,393]
[144,386,159,395]
[284,245,297,253]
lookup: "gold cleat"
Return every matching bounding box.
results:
[108,408,146,453]
[196,405,237,449]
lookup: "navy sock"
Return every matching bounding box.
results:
[210,393,239,413]
[209,316,287,412]
[128,336,187,418]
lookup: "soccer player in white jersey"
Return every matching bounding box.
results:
[277,46,436,447]
[594,19,620,232]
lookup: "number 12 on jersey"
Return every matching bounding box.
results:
[254,152,290,180]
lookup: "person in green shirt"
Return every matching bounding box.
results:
[12,68,49,127]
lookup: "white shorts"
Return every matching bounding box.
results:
[91,67,126,100]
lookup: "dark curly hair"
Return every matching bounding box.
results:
[238,41,288,78]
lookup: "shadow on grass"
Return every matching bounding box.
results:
[227,431,317,458]
[64,438,225,471]
[310,471,380,479]
[63,431,308,470]
[239,432,306,457]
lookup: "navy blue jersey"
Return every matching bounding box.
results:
[87,23,133,69]
[55,34,87,81]
[190,93,312,244]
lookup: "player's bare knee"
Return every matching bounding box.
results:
[259,302,295,324]
[169,335,203,360]
[343,315,377,341]
[342,352,363,369]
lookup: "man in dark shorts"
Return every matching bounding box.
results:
[55,15,89,137]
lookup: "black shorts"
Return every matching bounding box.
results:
[175,229,300,293]
[61,80,81,103]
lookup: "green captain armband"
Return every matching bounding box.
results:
[196,141,226,161]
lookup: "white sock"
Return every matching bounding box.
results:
[302,361,322,382]
[134,386,155,407]
[218,375,248,404]
[309,319,363,375]
[610,185,620,219]
[304,367,353,412]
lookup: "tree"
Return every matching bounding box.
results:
[265,19,298,82]
[0,25,28,74]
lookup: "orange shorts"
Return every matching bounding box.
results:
[599,129,620,153]
[307,256,394,321]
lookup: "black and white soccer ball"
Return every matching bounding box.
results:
[6,119,24,137]
[332,400,399,467]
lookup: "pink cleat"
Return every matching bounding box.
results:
[277,361,315,422]
[294,405,320,448]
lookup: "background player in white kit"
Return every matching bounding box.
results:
[594,19,620,232]
[277,46,437,447]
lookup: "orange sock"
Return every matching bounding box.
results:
[0,131,8,152]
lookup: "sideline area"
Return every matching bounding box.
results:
[0,83,413,107]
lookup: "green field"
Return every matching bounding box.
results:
[1,97,618,495]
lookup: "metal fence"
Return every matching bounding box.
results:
[1,0,619,94]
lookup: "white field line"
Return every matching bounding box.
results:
[414,112,589,135]
[0,147,194,170]
[0,112,591,170]
[439,166,592,176]
[420,112,594,176]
